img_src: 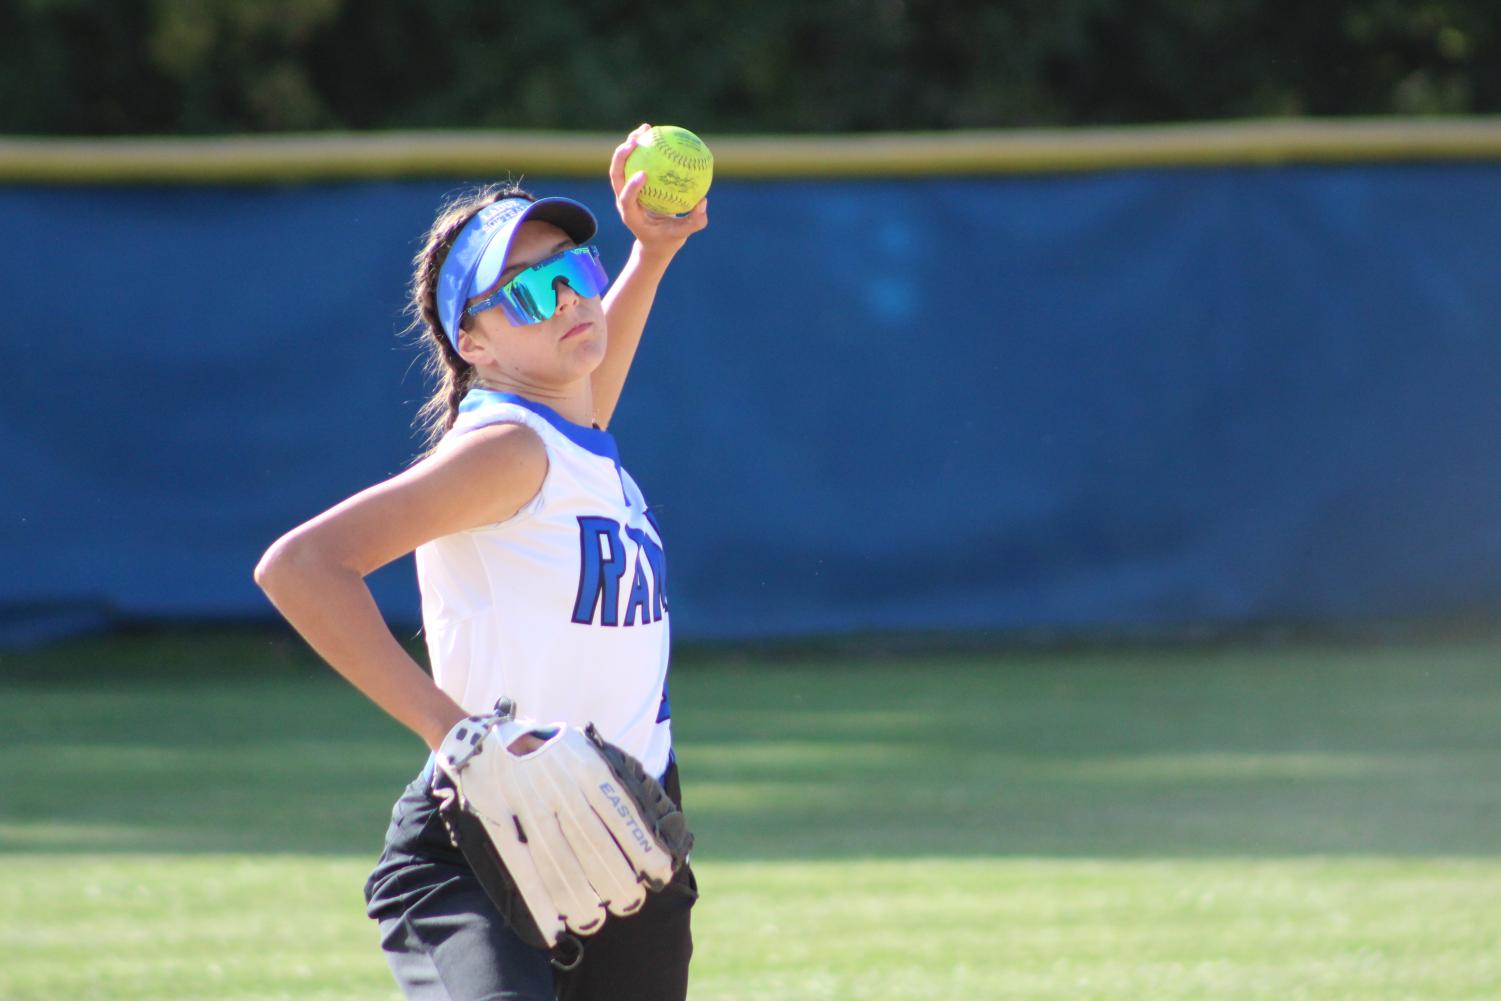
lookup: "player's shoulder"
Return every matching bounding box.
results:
[435,419,547,470]
[422,420,548,493]
[398,421,549,530]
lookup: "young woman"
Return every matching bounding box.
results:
[254,124,709,1001]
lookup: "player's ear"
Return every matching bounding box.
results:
[455,322,496,367]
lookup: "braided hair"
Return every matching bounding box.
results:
[408,183,536,453]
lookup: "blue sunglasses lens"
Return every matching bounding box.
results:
[467,245,609,326]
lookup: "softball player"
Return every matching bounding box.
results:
[254,124,708,1001]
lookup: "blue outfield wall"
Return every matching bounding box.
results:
[3,163,1501,644]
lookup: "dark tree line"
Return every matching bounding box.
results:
[2,0,1496,135]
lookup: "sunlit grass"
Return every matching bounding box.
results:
[4,855,1498,1001]
[2,630,1499,999]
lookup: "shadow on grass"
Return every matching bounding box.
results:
[2,629,1499,859]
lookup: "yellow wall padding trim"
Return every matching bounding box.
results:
[3,118,1501,184]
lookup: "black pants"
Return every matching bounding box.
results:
[364,756,696,1001]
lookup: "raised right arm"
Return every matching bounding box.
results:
[254,423,548,750]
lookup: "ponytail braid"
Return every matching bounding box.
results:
[407,182,537,455]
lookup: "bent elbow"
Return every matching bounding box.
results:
[253,540,284,596]
[254,532,308,598]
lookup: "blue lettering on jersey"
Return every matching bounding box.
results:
[625,525,668,621]
[572,516,628,625]
[573,515,668,627]
[623,559,651,627]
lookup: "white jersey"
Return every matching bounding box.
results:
[415,388,673,776]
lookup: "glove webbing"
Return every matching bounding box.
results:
[583,724,694,869]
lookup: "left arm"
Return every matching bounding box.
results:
[593,124,709,428]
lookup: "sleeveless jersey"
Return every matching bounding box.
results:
[414,388,673,777]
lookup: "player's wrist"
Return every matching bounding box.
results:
[423,703,471,753]
[624,240,684,277]
[630,238,681,269]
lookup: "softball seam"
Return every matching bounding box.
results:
[651,131,711,171]
[639,183,696,212]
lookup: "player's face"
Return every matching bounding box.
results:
[458,220,609,387]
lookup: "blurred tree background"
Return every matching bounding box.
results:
[1,0,1498,134]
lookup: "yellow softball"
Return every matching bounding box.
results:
[625,125,714,216]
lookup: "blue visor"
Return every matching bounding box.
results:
[435,196,599,346]
[466,244,610,326]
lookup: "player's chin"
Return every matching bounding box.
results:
[564,330,608,374]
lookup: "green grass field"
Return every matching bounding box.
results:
[2,630,1499,1000]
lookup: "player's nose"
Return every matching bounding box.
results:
[553,277,582,313]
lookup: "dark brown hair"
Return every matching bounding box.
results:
[407,182,536,453]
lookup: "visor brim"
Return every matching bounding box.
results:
[467,197,599,303]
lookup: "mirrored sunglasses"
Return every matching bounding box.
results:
[465,244,610,327]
